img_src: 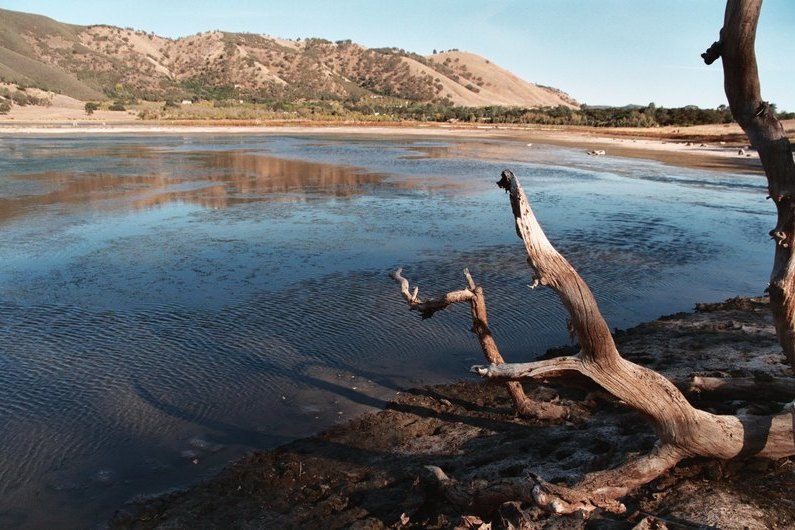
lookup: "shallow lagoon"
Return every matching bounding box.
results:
[0,133,773,527]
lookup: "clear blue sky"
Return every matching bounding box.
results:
[3,0,793,110]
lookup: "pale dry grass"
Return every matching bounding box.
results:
[430,50,577,108]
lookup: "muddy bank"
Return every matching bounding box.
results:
[108,296,795,529]
[3,120,792,175]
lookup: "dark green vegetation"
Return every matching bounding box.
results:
[331,101,782,126]
[359,101,792,127]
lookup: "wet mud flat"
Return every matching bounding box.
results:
[111,297,795,529]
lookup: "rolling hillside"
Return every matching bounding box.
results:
[0,7,577,108]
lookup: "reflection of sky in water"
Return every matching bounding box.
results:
[0,134,774,528]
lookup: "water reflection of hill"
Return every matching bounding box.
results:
[0,152,388,223]
[199,151,385,195]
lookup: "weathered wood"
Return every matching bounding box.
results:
[392,268,567,420]
[704,0,795,365]
[391,267,473,320]
[497,170,619,366]
[396,169,795,514]
[425,445,684,516]
[464,273,567,419]
[687,375,795,402]
[466,170,795,513]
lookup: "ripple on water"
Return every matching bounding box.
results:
[0,134,776,529]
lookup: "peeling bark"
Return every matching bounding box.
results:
[703,0,795,364]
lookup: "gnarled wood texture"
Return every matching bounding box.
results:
[423,170,794,515]
[703,0,795,365]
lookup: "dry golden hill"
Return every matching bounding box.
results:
[427,50,579,107]
[0,7,577,109]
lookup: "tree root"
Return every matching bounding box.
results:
[686,375,795,402]
[424,443,682,517]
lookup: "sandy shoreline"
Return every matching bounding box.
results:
[0,121,773,174]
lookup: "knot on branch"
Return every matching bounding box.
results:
[497,169,526,240]
[701,39,723,65]
[496,169,514,192]
[769,228,792,248]
[754,101,772,118]
[470,364,495,377]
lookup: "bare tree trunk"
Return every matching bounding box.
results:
[703,0,795,365]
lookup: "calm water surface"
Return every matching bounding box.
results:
[0,133,773,528]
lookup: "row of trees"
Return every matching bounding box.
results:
[83,101,126,115]
[347,101,794,127]
[136,96,794,127]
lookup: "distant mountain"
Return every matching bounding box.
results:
[0,8,578,108]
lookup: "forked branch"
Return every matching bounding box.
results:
[391,267,473,319]
[408,170,794,516]
[391,268,568,420]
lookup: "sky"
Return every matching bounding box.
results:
[2,0,793,110]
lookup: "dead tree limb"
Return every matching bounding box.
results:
[461,170,795,514]
[687,375,795,402]
[391,268,568,420]
[425,443,683,516]
[392,169,795,515]
[703,0,795,365]
[391,267,474,320]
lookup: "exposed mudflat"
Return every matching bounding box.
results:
[110,297,795,529]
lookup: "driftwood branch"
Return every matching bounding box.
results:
[460,170,795,514]
[393,169,795,516]
[496,171,619,365]
[704,0,795,365]
[426,442,683,516]
[393,1,795,518]
[391,267,473,320]
[392,268,568,420]
[472,356,585,380]
[688,375,795,402]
